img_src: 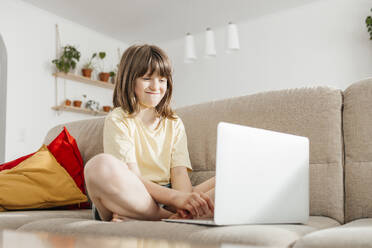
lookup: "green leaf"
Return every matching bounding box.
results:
[99,52,106,59]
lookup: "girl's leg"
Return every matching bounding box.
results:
[192,177,216,219]
[84,153,173,221]
[193,176,215,194]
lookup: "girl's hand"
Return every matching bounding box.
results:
[170,191,214,218]
[168,210,192,219]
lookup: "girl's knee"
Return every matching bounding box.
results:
[84,153,128,181]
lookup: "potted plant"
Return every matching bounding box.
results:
[64,99,71,106]
[81,94,87,107]
[82,53,97,78]
[109,70,116,84]
[52,45,81,73]
[73,100,82,108]
[98,52,110,82]
[366,8,372,40]
[102,106,112,112]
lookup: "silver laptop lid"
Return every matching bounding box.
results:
[214,122,309,225]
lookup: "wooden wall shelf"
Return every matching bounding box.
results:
[52,105,109,116]
[53,72,115,89]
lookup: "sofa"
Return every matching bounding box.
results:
[1,78,372,248]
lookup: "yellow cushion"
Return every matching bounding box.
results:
[0,145,87,211]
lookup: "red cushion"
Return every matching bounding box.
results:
[47,127,90,209]
[0,153,36,172]
[47,127,85,193]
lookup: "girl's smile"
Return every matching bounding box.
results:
[135,71,167,108]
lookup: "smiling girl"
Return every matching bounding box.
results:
[84,44,215,222]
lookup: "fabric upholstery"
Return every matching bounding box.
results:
[176,87,344,223]
[17,216,339,247]
[293,218,372,248]
[189,170,215,186]
[0,210,91,231]
[0,145,87,211]
[343,78,372,223]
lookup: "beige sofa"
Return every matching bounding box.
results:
[1,78,372,248]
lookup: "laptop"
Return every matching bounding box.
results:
[162,121,309,226]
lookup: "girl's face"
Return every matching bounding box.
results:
[134,71,168,108]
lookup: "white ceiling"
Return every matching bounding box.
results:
[21,0,319,43]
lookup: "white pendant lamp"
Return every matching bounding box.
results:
[226,22,240,52]
[205,27,216,58]
[184,33,197,63]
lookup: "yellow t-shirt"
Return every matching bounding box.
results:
[103,107,192,185]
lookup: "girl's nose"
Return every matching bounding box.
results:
[150,79,161,90]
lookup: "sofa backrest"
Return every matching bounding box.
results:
[343,78,372,223]
[176,87,344,223]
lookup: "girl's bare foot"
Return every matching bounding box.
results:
[168,212,183,219]
[111,213,134,222]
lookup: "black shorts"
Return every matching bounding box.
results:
[92,183,172,221]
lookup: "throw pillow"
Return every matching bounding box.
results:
[0,152,35,172]
[0,145,87,211]
[47,126,85,195]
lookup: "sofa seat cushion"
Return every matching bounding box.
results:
[16,216,339,247]
[293,218,372,248]
[187,216,339,247]
[0,210,91,230]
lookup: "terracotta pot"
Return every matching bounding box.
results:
[102,106,112,112]
[82,68,93,78]
[99,72,110,82]
[73,100,82,108]
[64,99,71,106]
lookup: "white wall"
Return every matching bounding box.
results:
[0,34,7,163]
[160,0,372,108]
[1,0,371,162]
[0,0,128,162]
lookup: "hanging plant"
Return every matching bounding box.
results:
[52,45,81,73]
[366,8,372,40]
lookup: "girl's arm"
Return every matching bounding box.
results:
[170,166,214,218]
[170,166,193,193]
[127,162,176,205]
[127,162,211,217]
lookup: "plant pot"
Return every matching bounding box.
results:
[82,68,93,78]
[64,99,71,106]
[99,72,110,82]
[73,100,82,108]
[102,106,112,112]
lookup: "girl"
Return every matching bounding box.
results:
[84,44,215,222]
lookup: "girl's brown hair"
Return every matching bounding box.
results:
[113,44,177,120]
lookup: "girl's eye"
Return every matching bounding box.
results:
[160,79,167,83]
[143,78,151,81]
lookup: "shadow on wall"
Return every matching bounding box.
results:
[0,33,7,163]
